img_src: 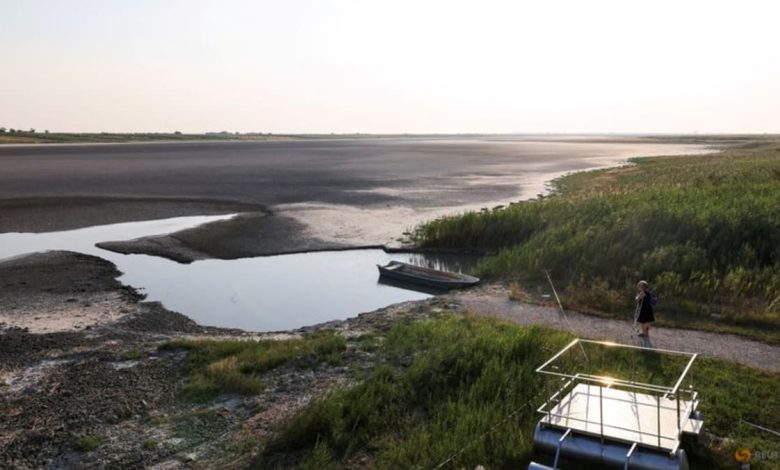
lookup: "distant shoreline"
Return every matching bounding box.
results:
[0,131,775,146]
[0,138,712,242]
[0,132,295,145]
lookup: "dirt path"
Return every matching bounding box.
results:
[450,285,780,372]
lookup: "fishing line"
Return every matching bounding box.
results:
[544,269,588,363]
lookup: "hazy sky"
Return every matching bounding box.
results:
[2,0,778,134]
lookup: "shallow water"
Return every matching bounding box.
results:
[0,216,477,331]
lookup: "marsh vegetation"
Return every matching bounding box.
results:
[250,315,780,469]
[416,141,780,343]
[161,332,347,401]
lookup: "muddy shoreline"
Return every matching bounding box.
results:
[0,250,455,468]
[95,211,352,263]
[0,251,201,468]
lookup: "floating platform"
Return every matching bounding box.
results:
[528,339,703,470]
[544,383,701,450]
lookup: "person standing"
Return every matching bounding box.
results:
[635,280,656,337]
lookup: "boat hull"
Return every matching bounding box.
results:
[377,261,479,290]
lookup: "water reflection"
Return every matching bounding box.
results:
[0,214,237,261]
[375,276,446,296]
[118,249,478,331]
[0,217,479,331]
[399,252,479,274]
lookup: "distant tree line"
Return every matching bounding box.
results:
[0,127,47,133]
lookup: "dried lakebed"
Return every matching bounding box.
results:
[0,139,729,468]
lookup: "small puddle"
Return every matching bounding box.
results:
[0,216,478,331]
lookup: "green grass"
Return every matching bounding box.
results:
[142,439,157,451]
[415,140,780,343]
[73,435,103,452]
[161,331,347,401]
[255,315,780,469]
[121,349,145,360]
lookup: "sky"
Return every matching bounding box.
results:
[1,0,779,134]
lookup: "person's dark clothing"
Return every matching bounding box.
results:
[637,289,656,323]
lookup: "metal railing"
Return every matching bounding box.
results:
[535,339,699,454]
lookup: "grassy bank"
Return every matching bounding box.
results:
[415,140,780,343]
[252,315,780,469]
[161,332,346,402]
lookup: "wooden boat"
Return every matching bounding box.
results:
[376,275,446,295]
[377,261,479,290]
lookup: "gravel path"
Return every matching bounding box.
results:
[450,285,780,372]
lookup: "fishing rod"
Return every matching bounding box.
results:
[544,269,588,362]
[631,298,644,337]
[741,419,780,438]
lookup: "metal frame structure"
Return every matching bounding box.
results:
[530,339,702,469]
